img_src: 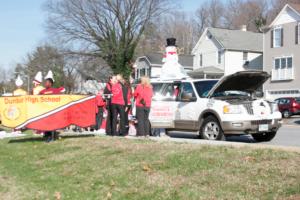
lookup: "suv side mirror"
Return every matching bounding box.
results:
[254,91,264,98]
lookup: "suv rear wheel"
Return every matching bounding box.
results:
[252,131,277,142]
[200,116,225,140]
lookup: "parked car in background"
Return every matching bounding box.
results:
[275,97,300,118]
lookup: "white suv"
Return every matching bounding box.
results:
[149,71,282,141]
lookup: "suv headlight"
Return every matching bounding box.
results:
[271,103,279,113]
[223,105,243,114]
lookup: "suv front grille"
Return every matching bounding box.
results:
[251,120,272,125]
[243,103,254,115]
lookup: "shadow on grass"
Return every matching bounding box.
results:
[168,131,256,143]
[8,134,95,144]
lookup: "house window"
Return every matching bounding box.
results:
[272,56,293,80]
[217,51,222,64]
[297,23,300,44]
[275,59,280,69]
[287,57,292,68]
[269,90,300,95]
[273,27,283,48]
[200,54,203,67]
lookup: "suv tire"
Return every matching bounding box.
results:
[252,131,277,142]
[200,116,225,140]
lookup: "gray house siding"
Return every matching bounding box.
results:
[264,21,300,99]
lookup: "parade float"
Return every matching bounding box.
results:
[160,38,189,80]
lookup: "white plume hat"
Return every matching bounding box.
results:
[15,75,24,87]
[33,71,43,83]
[45,70,54,82]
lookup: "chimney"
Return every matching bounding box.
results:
[240,25,247,32]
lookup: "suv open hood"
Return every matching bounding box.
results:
[207,71,270,97]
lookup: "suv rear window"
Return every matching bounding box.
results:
[194,80,218,97]
[295,98,300,103]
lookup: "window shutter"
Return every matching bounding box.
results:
[296,24,299,45]
[281,28,284,47]
[271,30,274,48]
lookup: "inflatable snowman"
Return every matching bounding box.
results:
[160,38,189,80]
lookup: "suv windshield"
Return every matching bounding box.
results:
[194,80,218,97]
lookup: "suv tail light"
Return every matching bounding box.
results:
[293,102,297,107]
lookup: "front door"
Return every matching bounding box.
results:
[175,82,199,130]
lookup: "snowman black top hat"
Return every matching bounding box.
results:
[166,38,177,47]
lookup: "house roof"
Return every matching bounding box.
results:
[268,3,300,28]
[206,27,263,52]
[138,52,193,68]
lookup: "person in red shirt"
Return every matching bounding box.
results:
[95,89,105,132]
[39,77,65,142]
[134,76,153,136]
[103,76,116,135]
[117,74,133,135]
[111,75,127,136]
[39,79,65,95]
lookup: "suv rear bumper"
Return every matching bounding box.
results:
[222,119,282,134]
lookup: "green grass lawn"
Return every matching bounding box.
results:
[0,135,299,200]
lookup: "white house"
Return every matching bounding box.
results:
[191,27,263,78]
[263,3,300,100]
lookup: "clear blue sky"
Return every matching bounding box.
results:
[0,0,214,69]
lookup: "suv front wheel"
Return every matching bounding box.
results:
[200,116,225,140]
[252,131,277,142]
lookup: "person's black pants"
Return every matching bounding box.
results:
[106,105,113,135]
[95,107,104,130]
[124,105,131,135]
[111,104,126,136]
[44,131,57,142]
[136,106,151,136]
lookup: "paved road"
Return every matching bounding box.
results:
[167,117,300,148]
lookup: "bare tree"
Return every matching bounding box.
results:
[14,45,79,93]
[45,0,172,78]
[0,66,15,94]
[194,6,209,36]
[269,0,300,22]
[194,0,225,35]
[223,0,269,32]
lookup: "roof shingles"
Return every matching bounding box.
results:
[208,27,263,52]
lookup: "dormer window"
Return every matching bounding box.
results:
[272,26,283,48]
